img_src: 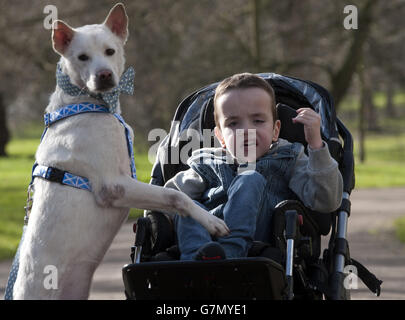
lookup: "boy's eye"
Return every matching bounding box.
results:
[254,119,265,124]
[227,121,237,127]
[105,48,115,56]
[78,54,89,61]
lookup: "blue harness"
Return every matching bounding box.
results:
[31,102,137,192]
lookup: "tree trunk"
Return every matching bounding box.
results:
[366,95,380,132]
[358,67,367,163]
[0,92,10,157]
[385,83,396,118]
[331,0,378,110]
[252,0,262,72]
[362,67,380,132]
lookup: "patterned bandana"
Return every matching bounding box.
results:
[56,63,135,113]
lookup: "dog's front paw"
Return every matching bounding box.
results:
[204,214,230,238]
[187,201,230,237]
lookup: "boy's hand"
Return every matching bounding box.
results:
[292,108,323,150]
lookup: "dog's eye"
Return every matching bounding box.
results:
[78,54,89,61]
[105,48,115,56]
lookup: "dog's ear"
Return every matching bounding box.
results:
[103,3,128,44]
[52,20,75,55]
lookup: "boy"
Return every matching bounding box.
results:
[164,73,343,260]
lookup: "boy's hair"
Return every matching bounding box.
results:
[213,73,277,127]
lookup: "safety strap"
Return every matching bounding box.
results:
[331,237,382,296]
[350,258,383,297]
[320,236,383,298]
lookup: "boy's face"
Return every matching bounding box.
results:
[214,87,281,162]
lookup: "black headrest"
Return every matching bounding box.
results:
[201,98,215,130]
[277,103,307,147]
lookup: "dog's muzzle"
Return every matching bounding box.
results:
[95,69,115,91]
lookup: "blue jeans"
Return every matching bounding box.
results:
[175,170,268,260]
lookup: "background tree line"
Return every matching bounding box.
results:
[0,0,404,158]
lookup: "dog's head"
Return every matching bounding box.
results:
[52,3,128,93]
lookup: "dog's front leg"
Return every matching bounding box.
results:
[94,176,229,237]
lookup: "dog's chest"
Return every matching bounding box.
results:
[35,112,132,178]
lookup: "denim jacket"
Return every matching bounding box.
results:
[189,140,299,216]
[165,138,343,217]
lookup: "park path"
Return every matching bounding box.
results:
[1,187,404,300]
[344,187,405,300]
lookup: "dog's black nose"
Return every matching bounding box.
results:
[96,69,114,91]
[97,70,112,81]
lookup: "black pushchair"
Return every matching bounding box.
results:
[122,73,382,300]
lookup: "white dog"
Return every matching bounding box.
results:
[12,3,228,299]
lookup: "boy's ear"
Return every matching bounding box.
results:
[214,126,226,148]
[103,3,128,44]
[52,20,75,55]
[272,120,281,142]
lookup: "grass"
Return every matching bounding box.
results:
[0,137,153,260]
[353,134,405,188]
[394,217,405,243]
[338,91,405,188]
[338,91,405,134]
[0,139,37,260]
[339,92,405,243]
